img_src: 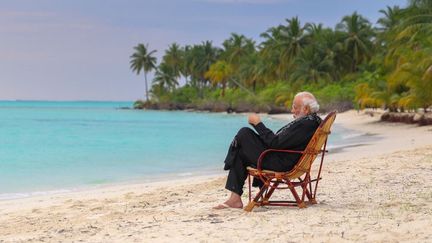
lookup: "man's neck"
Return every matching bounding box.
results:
[294,112,311,119]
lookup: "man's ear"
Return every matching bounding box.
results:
[303,105,311,114]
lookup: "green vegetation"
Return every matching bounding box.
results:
[130,44,157,102]
[130,0,432,113]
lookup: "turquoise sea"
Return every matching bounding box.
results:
[0,101,371,199]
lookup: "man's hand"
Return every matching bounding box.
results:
[248,113,261,126]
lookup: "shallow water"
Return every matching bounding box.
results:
[0,101,375,199]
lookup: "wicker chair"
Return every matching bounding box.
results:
[244,111,337,212]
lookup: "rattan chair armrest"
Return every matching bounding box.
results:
[256,149,304,171]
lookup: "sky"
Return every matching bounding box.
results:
[0,0,408,101]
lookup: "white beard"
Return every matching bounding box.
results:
[293,111,307,119]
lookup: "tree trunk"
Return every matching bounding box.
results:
[199,79,204,98]
[144,72,149,102]
[351,59,357,73]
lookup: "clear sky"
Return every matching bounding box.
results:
[0,0,407,101]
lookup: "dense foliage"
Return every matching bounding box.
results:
[131,0,432,113]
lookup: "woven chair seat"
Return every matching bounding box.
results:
[246,166,282,174]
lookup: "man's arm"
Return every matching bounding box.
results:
[248,114,281,147]
[253,120,318,149]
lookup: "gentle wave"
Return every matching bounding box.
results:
[0,189,73,201]
[0,101,379,198]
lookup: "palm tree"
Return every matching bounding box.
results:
[304,25,349,79]
[336,12,374,72]
[377,6,402,32]
[181,45,194,85]
[384,2,431,76]
[376,6,403,61]
[278,17,308,77]
[280,17,308,60]
[259,25,289,81]
[205,60,233,97]
[222,33,256,89]
[222,33,256,65]
[183,45,203,88]
[189,41,220,90]
[257,31,281,82]
[395,1,432,41]
[290,46,333,84]
[305,23,327,46]
[260,17,308,80]
[153,63,178,92]
[387,45,432,111]
[355,83,378,109]
[238,53,267,92]
[163,43,183,84]
[130,43,157,101]
[201,40,221,76]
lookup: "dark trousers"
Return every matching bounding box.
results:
[224,127,288,196]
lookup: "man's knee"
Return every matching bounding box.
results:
[236,127,254,140]
[235,127,258,146]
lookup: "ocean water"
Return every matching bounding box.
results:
[0,101,373,199]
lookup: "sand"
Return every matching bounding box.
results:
[0,110,431,242]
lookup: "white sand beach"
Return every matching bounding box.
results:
[0,110,431,242]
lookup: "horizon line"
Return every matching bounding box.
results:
[0,99,135,102]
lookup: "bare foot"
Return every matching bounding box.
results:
[213,200,243,210]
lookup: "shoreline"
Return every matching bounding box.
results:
[1,110,378,201]
[0,167,226,202]
[0,109,431,241]
[1,109,429,200]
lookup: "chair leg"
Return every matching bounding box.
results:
[248,175,252,202]
[303,175,317,204]
[263,181,279,204]
[244,183,269,212]
[287,182,307,209]
[303,186,317,204]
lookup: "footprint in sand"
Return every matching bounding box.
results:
[90,206,104,211]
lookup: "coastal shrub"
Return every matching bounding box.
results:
[133,100,146,109]
[170,85,199,104]
[223,88,249,107]
[316,84,355,103]
[295,83,355,112]
[258,82,293,107]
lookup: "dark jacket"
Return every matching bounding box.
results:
[252,113,322,170]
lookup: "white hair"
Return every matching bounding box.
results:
[295,91,320,113]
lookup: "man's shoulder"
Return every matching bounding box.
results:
[298,113,322,125]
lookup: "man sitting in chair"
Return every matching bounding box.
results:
[214,91,322,209]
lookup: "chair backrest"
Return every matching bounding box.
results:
[286,111,337,179]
